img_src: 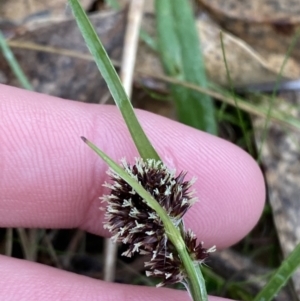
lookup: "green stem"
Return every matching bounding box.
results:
[254,243,300,301]
[0,31,33,90]
[68,0,160,161]
[180,245,208,301]
[82,137,207,301]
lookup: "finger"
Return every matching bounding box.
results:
[0,255,233,301]
[0,84,265,248]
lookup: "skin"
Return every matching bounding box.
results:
[0,84,265,301]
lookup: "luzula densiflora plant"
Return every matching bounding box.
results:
[101,157,215,287]
[68,0,215,299]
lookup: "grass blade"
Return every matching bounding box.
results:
[0,31,33,90]
[155,0,217,134]
[68,0,160,161]
[104,0,120,10]
[142,72,300,133]
[254,243,300,301]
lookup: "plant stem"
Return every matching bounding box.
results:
[68,0,160,161]
[254,243,300,301]
[0,31,33,90]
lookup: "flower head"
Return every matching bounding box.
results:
[102,157,214,286]
[144,229,215,287]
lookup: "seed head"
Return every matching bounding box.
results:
[102,158,196,256]
[144,230,215,287]
[101,158,214,286]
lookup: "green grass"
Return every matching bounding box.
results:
[0,30,33,90]
[155,0,217,135]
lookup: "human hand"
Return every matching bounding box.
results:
[0,84,265,300]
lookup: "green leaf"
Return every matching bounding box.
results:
[139,29,158,52]
[254,243,300,301]
[82,137,208,301]
[68,0,160,161]
[0,30,33,90]
[150,74,300,133]
[104,0,120,10]
[155,0,217,135]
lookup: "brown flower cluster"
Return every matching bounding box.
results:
[102,158,214,286]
